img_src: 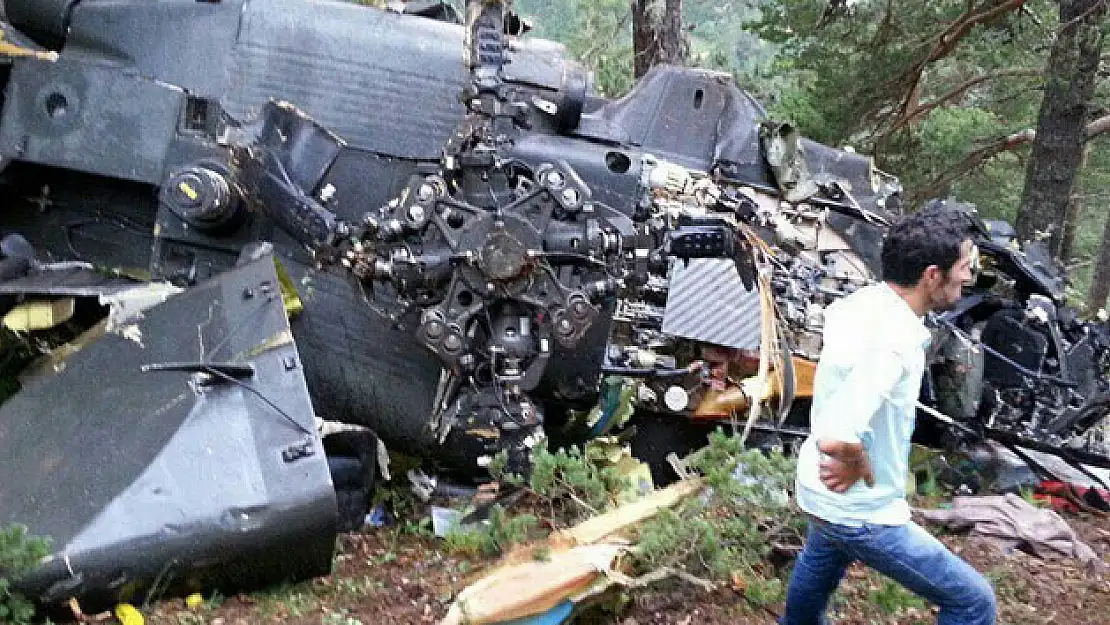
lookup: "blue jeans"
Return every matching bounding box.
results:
[782,518,996,625]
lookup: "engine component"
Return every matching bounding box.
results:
[160,162,241,233]
[226,1,647,472]
[234,102,348,251]
[982,308,1049,389]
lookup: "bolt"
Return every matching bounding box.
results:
[242,287,254,300]
[561,188,580,206]
[444,334,463,353]
[571,298,589,318]
[425,320,444,339]
[408,204,426,222]
[546,171,565,189]
[556,318,574,337]
[417,183,435,202]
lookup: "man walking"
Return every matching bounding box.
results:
[782,209,996,625]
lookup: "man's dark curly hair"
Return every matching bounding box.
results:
[880,207,974,287]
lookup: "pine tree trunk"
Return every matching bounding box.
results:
[632,0,684,78]
[1057,144,1090,261]
[1086,207,1110,317]
[1059,192,1082,260]
[1014,0,1107,251]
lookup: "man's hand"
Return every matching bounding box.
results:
[817,439,875,493]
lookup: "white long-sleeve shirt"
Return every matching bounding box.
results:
[795,282,932,526]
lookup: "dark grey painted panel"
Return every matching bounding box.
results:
[0,58,184,184]
[63,0,242,97]
[224,0,468,158]
[0,254,336,606]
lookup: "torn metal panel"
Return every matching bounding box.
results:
[0,266,141,296]
[99,282,185,334]
[0,254,336,609]
[18,318,108,383]
[0,22,58,62]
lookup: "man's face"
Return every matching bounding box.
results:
[922,239,975,312]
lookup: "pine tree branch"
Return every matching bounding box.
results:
[911,113,1110,204]
[925,0,1030,63]
[579,7,632,65]
[889,0,1029,123]
[910,129,1036,204]
[1087,113,1110,140]
[889,68,1042,133]
[868,0,898,50]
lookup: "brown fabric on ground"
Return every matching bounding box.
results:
[917,493,1099,565]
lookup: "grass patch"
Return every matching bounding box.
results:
[250,581,322,620]
[867,577,927,614]
[442,505,540,558]
[322,608,365,625]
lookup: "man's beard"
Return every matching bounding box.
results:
[929,289,961,312]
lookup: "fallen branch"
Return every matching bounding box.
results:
[607,566,717,592]
[911,128,1035,203]
[557,478,704,547]
[441,478,705,625]
[566,489,600,517]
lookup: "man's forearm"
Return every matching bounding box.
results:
[817,439,875,492]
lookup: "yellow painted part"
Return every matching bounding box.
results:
[114,603,145,625]
[0,39,59,61]
[791,356,818,399]
[3,298,76,331]
[694,387,750,418]
[184,594,205,610]
[178,181,199,201]
[274,258,304,319]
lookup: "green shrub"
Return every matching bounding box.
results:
[633,430,803,608]
[0,524,51,625]
[491,441,635,527]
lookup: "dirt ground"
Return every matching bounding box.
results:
[141,510,1110,625]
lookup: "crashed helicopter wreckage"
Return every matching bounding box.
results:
[0,0,1107,613]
